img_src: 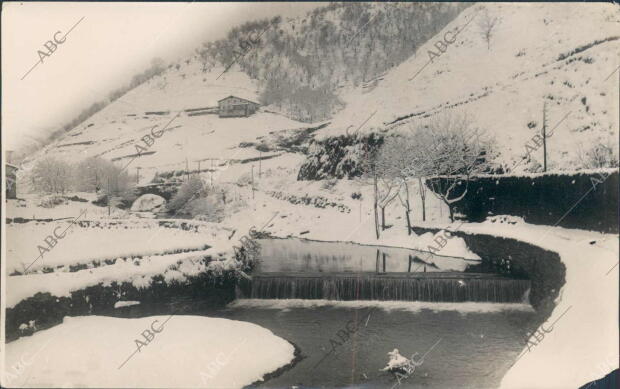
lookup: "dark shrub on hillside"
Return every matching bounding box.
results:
[427,170,618,233]
[66,195,89,202]
[297,133,384,180]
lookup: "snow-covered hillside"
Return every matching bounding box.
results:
[22,62,311,184]
[319,3,620,172]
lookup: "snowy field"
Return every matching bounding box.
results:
[5,220,217,274]
[5,247,234,309]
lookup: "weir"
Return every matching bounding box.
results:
[238,273,531,303]
[246,239,532,303]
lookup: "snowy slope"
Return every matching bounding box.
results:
[320,3,620,172]
[22,61,311,184]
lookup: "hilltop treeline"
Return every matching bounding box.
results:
[197,2,468,122]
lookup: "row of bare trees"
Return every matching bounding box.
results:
[363,112,495,238]
[31,156,136,203]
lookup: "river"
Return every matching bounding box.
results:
[109,238,539,388]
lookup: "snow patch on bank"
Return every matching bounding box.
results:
[3,315,295,388]
[114,301,140,308]
[412,230,481,261]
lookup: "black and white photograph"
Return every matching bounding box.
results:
[1,1,619,388]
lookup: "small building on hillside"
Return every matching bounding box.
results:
[217,96,260,118]
[6,163,18,200]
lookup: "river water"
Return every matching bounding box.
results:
[241,238,531,304]
[255,238,482,273]
[109,238,539,387]
[223,301,536,388]
[114,298,536,388]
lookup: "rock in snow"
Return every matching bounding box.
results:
[130,194,166,212]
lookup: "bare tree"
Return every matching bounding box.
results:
[375,133,443,233]
[100,164,137,212]
[417,177,427,222]
[478,11,499,50]
[410,112,495,222]
[32,157,72,194]
[374,137,414,232]
[577,139,619,169]
[403,135,439,223]
[358,138,382,239]
[378,178,401,231]
[375,136,415,234]
[74,157,111,192]
[359,144,381,239]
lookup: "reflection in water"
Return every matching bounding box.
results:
[244,239,531,304]
[256,238,480,274]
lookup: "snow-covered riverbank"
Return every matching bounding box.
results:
[3,315,295,388]
[412,220,619,389]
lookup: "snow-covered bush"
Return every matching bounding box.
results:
[31,157,72,194]
[38,195,67,208]
[185,196,225,222]
[577,141,619,169]
[167,176,206,213]
[320,178,338,191]
[236,172,253,187]
[233,234,261,272]
[267,191,351,213]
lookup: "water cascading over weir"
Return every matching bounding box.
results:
[238,239,531,303]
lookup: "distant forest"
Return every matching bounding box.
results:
[197,2,469,122]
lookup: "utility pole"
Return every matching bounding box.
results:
[197,160,201,175]
[136,167,141,184]
[107,177,111,216]
[542,101,548,172]
[185,158,190,182]
[251,165,255,200]
[201,158,218,186]
[259,152,262,179]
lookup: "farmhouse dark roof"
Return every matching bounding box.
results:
[217,95,260,105]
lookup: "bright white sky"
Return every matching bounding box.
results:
[1,1,322,152]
